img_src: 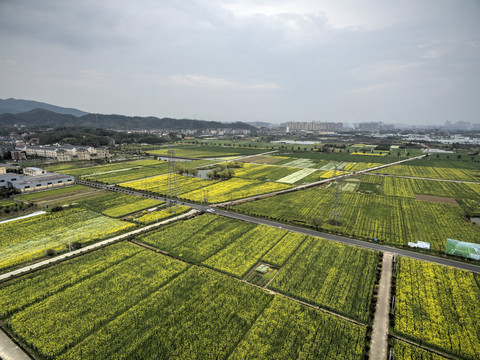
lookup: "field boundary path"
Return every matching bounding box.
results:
[369,252,394,360]
[0,209,199,283]
[0,329,32,360]
[372,173,480,185]
[215,154,427,206]
[75,177,480,274]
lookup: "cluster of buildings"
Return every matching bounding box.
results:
[0,166,74,193]
[19,144,110,161]
[0,143,111,162]
[285,122,343,133]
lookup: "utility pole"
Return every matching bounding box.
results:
[166,149,180,206]
[330,163,343,226]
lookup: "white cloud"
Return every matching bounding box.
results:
[349,82,398,94]
[168,74,280,90]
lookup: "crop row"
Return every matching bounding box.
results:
[61,159,162,177]
[139,214,286,277]
[80,191,162,217]
[232,187,480,251]
[57,266,272,360]
[182,177,291,203]
[1,239,369,360]
[6,249,189,358]
[0,243,142,317]
[0,208,136,270]
[229,296,367,359]
[121,173,214,195]
[269,237,379,323]
[373,164,480,182]
[365,174,480,200]
[138,214,256,263]
[203,225,286,277]
[394,257,480,359]
[230,162,299,181]
[261,232,307,267]
[133,204,190,224]
[392,339,450,360]
[139,214,379,322]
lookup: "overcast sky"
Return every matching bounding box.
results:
[1,0,479,125]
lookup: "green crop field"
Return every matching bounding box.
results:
[0,208,135,270]
[268,237,379,323]
[373,164,480,182]
[231,162,299,181]
[121,174,291,203]
[394,257,480,359]
[14,185,96,203]
[261,232,307,267]
[78,191,163,217]
[139,214,286,277]
[202,224,286,277]
[229,297,367,359]
[392,339,451,360]
[1,243,288,360]
[138,214,256,263]
[362,174,480,200]
[149,145,264,158]
[138,214,378,322]
[133,204,190,224]
[232,187,480,251]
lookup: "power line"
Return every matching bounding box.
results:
[166,149,180,206]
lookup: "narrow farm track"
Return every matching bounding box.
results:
[0,329,32,360]
[372,173,480,185]
[130,238,368,327]
[369,253,394,360]
[0,209,199,283]
[75,169,480,275]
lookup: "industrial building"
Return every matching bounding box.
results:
[0,166,74,193]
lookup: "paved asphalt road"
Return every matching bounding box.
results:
[77,179,480,274]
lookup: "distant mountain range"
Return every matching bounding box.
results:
[0,98,89,117]
[0,98,255,131]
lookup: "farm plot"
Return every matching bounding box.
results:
[319,161,351,171]
[373,164,479,182]
[372,175,480,200]
[231,162,299,181]
[138,214,256,263]
[280,158,316,168]
[203,224,286,277]
[14,185,99,205]
[277,168,317,184]
[0,208,136,270]
[182,177,291,203]
[79,191,163,217]
[261,232,307,267]
[60,159,162,177]
[56,267,272,360]
[4,248,190,359]
[133,204,190,224]
[233,187,480,251]
[121,173,215,195]
[239,155,290,164]
[149,145,263,158]
[268,237,379,323]
[394,257,480,360]
[229,296,367,360]
[0,243,142,317]
[392,339,451,360]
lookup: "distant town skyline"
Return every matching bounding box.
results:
[1,0,479,126]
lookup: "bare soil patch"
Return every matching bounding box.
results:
[414,194,458,205]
